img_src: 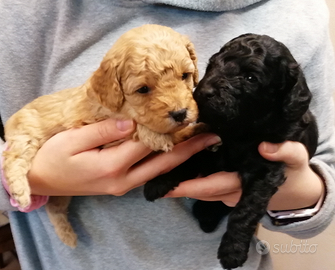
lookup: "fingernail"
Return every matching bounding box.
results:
[263,142,279,153]
[116,120,133,131]
[205,136,222,147]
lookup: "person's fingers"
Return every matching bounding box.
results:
[258,141,308,168]
[65,118,135,154]
[163,171,240,199]
[90,139,152,172]
[194,197,240,207]
[125,134,221,187]
[175,191,242,206]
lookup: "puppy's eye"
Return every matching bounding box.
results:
[244,75,258,83]
[182,73,189,80]
[136,86,150,94]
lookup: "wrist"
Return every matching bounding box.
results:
[267,164,324,211]
[267,183,325,225]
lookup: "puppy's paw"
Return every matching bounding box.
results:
[218,233,249,269]
[144,175,177,201]
[143,134,174,152]
[10,183,32,208]
[136,125,174,152]
[192,201,232,233]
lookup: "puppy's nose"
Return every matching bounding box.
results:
[169,108,187,123]
[198,88,216,99]
[193,87,216,102]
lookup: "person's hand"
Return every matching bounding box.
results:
[27,118,221,196]
[165,141,324,211]
[260,141,324,210]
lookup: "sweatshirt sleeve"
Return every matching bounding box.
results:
[261,14,335,238]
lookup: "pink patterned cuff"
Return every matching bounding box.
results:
[1,142,49,212]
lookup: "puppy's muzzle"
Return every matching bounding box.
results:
[169,108,187,123]
[194,87,216,101]
[194,76,218,102]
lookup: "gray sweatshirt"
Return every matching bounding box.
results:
[0,0,335,269]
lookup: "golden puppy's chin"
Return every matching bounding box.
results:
[145,118,195,134]
[142,121,177,134]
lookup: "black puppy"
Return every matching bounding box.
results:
[144,34,318,269]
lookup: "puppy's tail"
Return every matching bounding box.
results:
[45,196,77,248]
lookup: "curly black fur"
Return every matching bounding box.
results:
[144,34,318,269]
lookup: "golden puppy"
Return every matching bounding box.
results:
[3,24,199,247]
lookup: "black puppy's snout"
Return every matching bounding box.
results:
[203,88,216,98]
[194,86,216,102]
[169,108,187,122]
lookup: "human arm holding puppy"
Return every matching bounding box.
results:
[27,117,323,212]
[165,140,325,212]
[26,118,221,197]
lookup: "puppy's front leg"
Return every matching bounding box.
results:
[192,200,233,233]
[3,137,41,208]
[218,161,286,269]
[144,153,201,201]
[136,124,174,152]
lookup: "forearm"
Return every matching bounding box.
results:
[267,163,324,211]
[262,157,335,238]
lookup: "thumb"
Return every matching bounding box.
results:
[258,141,308,168]
[67,118,135,153]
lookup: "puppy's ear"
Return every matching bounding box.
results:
[88,59,124,112]
[185,41,199,87]
[282,63,312,121]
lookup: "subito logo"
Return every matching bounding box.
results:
[256,240,270,255]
